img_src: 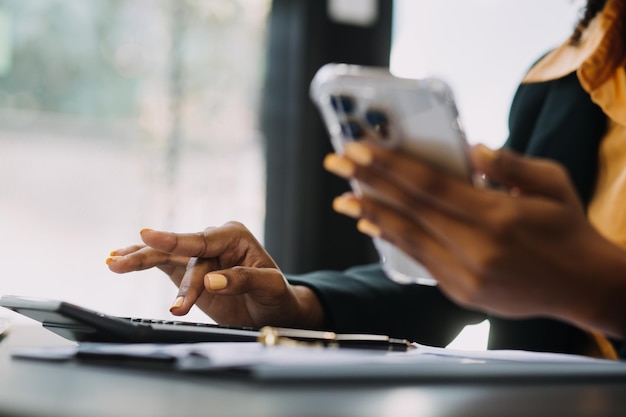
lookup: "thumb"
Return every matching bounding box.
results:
[204,267,289,303]
[471,144,577,202]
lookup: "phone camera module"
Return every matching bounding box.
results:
[330,95,356,114]
[365,110,390,139]
[340,120,364,139]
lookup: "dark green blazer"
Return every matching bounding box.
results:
[289,71,614,356]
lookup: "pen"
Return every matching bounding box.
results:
[258,326,415,352]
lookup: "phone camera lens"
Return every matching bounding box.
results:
[330,95,356,114]
[340,120,364,139]
[365,110,390,139]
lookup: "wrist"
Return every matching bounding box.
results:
[291,285,328,330]
[558,237,626,341]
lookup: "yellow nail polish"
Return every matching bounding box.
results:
[333,196,361,218]
[344,142,373,166]
[357,219,382,237]
[140,228,153,235]
[475,144,497,162]
[206,273,228,290]
[170,296,184,310]
[323,153,355,178]
[105,256,124,265]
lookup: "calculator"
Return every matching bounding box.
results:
[0,295,259,343]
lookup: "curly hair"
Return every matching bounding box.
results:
[570,0,609,44]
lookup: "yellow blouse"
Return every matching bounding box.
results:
[519,0,626,359]
[524,0,626,248]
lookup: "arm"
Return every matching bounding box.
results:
[288,263,485,346]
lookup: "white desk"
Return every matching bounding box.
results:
[1,325,625,417]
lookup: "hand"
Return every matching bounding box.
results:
[324,142,626,338]
[107,222,326,329]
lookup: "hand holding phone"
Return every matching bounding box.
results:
[310,64,476,285]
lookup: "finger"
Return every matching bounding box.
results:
[329,143,489,221]
[109,245,144,257]
[139,228,209,257]
[352,197,479,298]
[204,267,288,305]
[139,223,272,267]
[341,144,573,239]
[150,262,216,317]
[339,191,478,267]
[356,153,487,226]
[170,257,216,316]
[471,144,579,203]
[331,193,450,272]
[106,246,189,273]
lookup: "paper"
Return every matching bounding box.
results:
[0,318,8,336]
[12,341,626,381]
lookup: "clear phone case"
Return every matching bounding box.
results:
[310,63,473,286]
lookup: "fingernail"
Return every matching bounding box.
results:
[170,296,184,311]
[323,153,355,178]
[206,273,228,290]
[140,228,153,235]
[333,195,361,218]
[109,250,120,256]
[357,219,382,237]
[475,144,497,162]
[105,256,124,265]
[344,142,373,166]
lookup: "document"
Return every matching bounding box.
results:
[12,340,626,381]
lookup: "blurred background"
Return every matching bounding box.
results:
[0,0,269,323]
[0,0,583,347]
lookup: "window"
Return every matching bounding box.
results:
[0,0,269,322]
[392,0,585,148]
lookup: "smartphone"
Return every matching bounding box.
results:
[310,63,475,285]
